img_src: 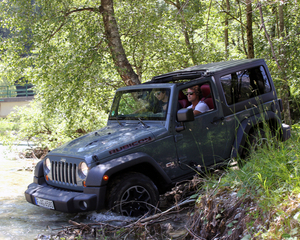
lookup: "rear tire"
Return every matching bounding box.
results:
[242,128,271,159]
[238,128,270,168]
[248,129,268,151]
[106,172,159,217]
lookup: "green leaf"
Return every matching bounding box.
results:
[227,222,233,228]
[189,193,199,199]
[237,188,246,198]
[281,233,291,238]
[241,234,252,240]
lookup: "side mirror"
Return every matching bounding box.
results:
[177,108,194,122]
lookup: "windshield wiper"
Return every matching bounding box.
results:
[138,118,149,128]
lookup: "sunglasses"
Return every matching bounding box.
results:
[154,91,161,96]
[187,92,195,95]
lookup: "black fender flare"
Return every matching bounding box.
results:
[34,160,44,178]
[32,160,46,185]
[231,111,281,158]
[85,152,172,188]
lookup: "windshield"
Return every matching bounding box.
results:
[109,88,170,120]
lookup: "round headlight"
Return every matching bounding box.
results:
[45,158,51,173]
[78,162,88,179]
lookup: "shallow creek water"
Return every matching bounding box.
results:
[0,144,190,240]
[0,144,87,239]
[0,144,138,240]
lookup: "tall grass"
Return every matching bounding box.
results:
[211,124,300,238]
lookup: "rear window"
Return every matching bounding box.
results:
[220,66,271,105]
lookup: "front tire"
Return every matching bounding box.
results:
[106,172,159,217]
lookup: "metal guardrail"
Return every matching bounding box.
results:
[0,84,35,98]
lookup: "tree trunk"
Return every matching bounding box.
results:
[164,0,197,65]
[270,5,277,39]
[246,0,254,58]
[101,0,140,86]
[258,1,291,125]
[224,0,230,58]
[236,0,248,56]
[278,4,291,125]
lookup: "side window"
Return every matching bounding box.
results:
[220,66,272,105]
[260,66,271,93]
[178,82,215,115]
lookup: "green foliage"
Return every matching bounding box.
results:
[1,100,107,149]
[0,0,300,147]
[0,118,16,138]
[1,0,123,129]
[290,86,300,123]
[0,1,300,238]
[204,125,300,238]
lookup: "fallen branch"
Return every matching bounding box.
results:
[138,198,195,224]
[52,197,195,239]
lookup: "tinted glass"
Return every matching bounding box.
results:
[220,66,272,105]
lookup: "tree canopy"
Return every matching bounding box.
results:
[0,0,299,146]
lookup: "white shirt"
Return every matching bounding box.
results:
[187,101,209,113]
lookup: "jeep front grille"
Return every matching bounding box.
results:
[51,161,77,185]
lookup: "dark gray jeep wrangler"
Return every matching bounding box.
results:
[25,59,290,217]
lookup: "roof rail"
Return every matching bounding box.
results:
[150,70,207,83]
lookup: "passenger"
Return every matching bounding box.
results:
[154,90,169,112]
[187,86,209,115]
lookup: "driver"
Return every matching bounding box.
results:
[154,89,169,112]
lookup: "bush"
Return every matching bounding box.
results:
[1,100,108,150]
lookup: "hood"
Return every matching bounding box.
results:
[49,123,166,162]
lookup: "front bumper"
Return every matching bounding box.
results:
[25,182,107,213]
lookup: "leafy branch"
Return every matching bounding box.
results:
[47,7,100,41]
